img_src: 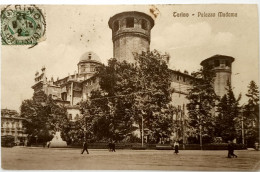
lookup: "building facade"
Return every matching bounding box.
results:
[31,11,235,142]
[32,52,102,121]
[1,109,27,144]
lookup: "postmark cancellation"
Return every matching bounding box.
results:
[1,5,46,45]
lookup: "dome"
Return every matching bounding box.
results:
[79,51,101,63]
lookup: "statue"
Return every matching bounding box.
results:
[49,130,67,148]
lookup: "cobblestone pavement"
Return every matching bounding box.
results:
[2,147,260,170]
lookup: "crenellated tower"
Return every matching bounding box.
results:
[200,54,235,98]
[108,11,154,63]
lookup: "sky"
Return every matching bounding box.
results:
[1,4,259,111]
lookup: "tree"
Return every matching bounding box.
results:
[186,63,218,141]
[78,87,137,142]
[132,51,174,142]
[215,82,241,142]
[20,91,69,144]
[243,80,259,146]
[79,50,175,143]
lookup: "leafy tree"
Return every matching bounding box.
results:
[80,50,174,143]
[186,63,218,140]
[215,82,241,142]
[20,91,69,144]
[243,80,259,146]
[132,51,174,142]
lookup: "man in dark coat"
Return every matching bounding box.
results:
[227,140,237,158]
[227,141,232,158]
[230,142,238,158]
[108,140,116,152]
[81,141,89,154]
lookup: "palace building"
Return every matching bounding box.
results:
[31,11,235,141]
[1,109,27,145]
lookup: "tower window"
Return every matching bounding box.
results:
[126,17,134,28]
[141,19,148,30]
[114,20,119,31]
[225,60,230,67]
[90,65,95,72]
[214,60,220,67]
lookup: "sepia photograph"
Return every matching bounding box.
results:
[1,3,260,170]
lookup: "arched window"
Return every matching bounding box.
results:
[90,65,95,72]
[225,60,230,67]
[114,20,119,31]
[214,60,220,67]
[69,114,72,120]
[126,17,134,28]
[141,19,148,30]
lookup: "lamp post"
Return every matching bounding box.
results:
[199,123,202,150]
[141,115,144,147]
[84,116,88,141]
[241,109,245,145]
[196,104,203,150]
[35,135,38,146]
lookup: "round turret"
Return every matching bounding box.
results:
[108,11,154,63]
[200,54,235,97]
[77,51,102,79]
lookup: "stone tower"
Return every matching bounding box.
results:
[108,11,154,63]
[200,55,235,97]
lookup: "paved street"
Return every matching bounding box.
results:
[2,147,260,170]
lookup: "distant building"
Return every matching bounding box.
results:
[1,109,27,144]
[31,11,235,142]
[32,52,102,121]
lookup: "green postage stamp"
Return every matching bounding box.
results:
[1,5,46,45]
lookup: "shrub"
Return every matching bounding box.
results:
[1,135,15,147]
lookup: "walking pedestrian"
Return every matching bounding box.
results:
[230,142,237,158]
[81,141,89,154]
[227,140,237,158]
[47,141,50,148]
[108,140,116,152]
[174,141,179,154]
[227,140,232,158]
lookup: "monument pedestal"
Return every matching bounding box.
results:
[49,131,67,148]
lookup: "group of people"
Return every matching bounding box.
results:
[81,140,116,154]
[80,139,238,158]
[173,140,238,158]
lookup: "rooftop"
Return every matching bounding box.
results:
[108,11,154,29]
[79,51,101,64]
[200,54,235,66]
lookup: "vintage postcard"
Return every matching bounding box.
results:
[1,4,259,170]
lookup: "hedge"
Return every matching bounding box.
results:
[66,143,247,150]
